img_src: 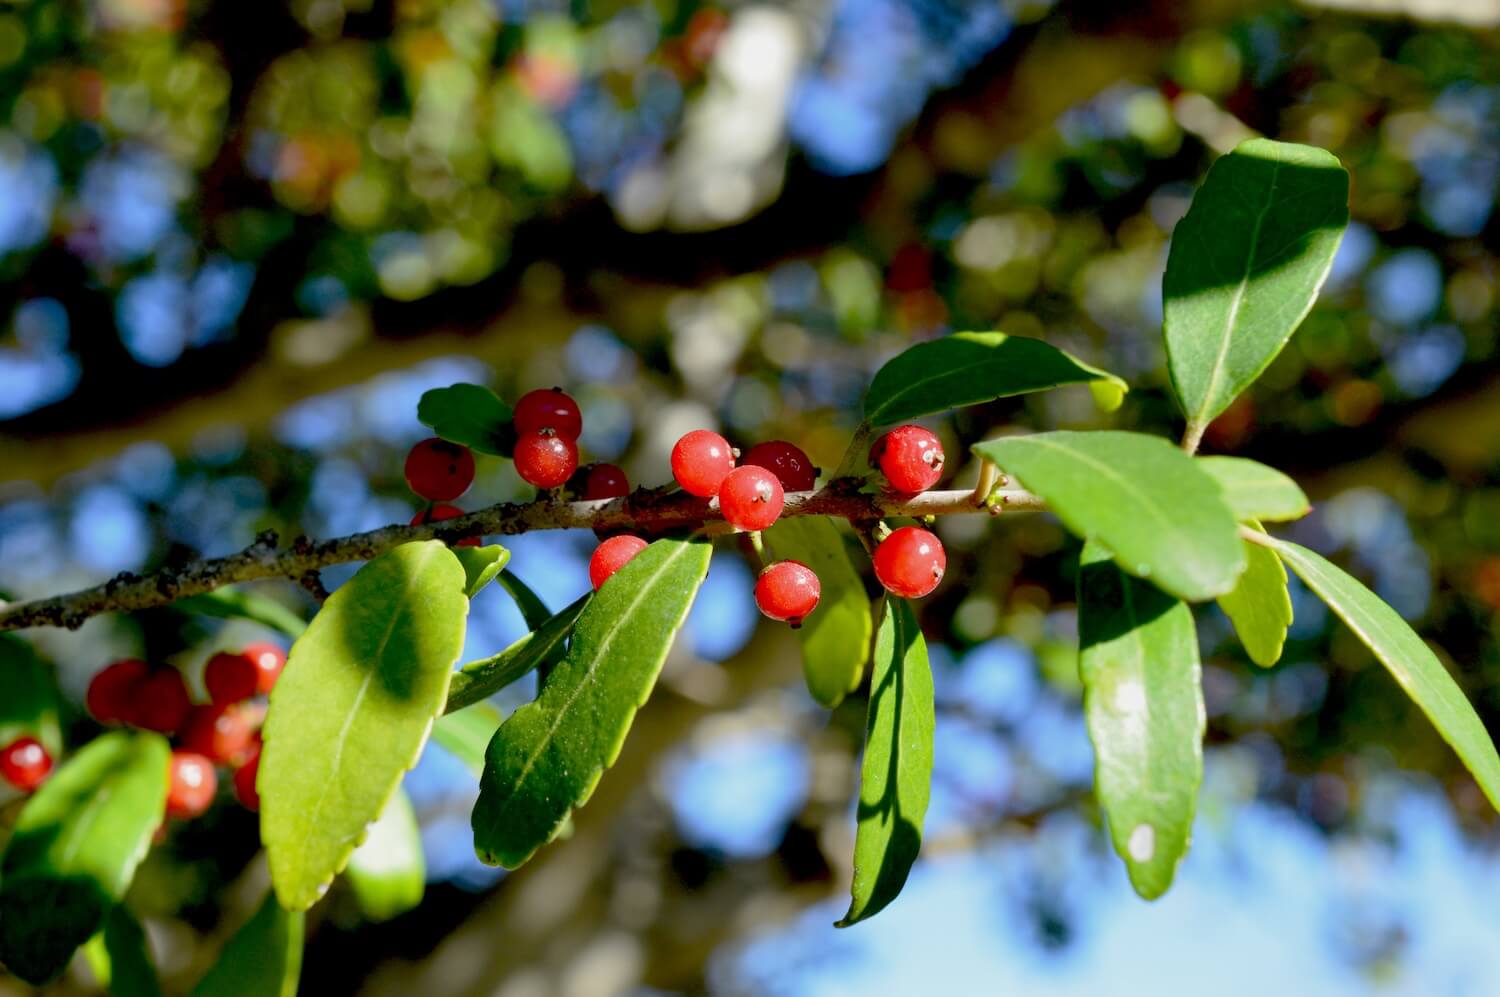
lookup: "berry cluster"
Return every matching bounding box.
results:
[85,644,285,819]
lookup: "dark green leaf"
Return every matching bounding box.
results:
[0,732,170,984]
[190,891,303,997]
[453,545,510,598]
[1078,542,1204,900]
[102,906,161,997]
[174,589,308,637]
[432,703,504,775]
[1217,525,1292,667]
[974,431,1245,602]
[1271,537,1500,811]
[261,541,468,911]
[766,517,872,708]
[344,789,425,922]
[473,538,711,868]
[863,331,1128,425]
[837,599,934,927]
[0,634,64,758]
[497,569,552,630]
[417,383,513,456]
[1197,457,1310,523]
[445,595,589,714]
[1164,139,1349,439]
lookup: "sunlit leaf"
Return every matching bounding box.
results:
[344,789,425,922]
[1217,524,1292,667]
[417,383,513,456]
[766,517,873,708]
[453,544,510,598]
[0,634,64,758]
[445,595,589,714]
[190,891,303,997]
[1197,456,1310,522]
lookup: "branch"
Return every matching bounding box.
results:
[0,485,1044,633]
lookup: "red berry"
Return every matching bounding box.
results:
[205,643,286,704]
[582,463,630,500]
[870,425,944,493]
[412,503,481,547]
[743,440,817,492]
[404,437,476,502]
[179,705,257,765]
[242,642,287,695]
[754,561,821,626]
[671,430,736,498]
[87,658,149,724]
[515,431,578,489]
[166,751,218,820]
[590,535,649,590]
[718,465,785,532]
[233,748,260,812]
[872,526,947,598]
[129,669,193,734]
[0,737,52,792]
[514,388,583,441]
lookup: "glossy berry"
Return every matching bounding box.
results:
[743,440,817,492]
[129,668,193,734]
[179,705,257,766]
[718,465,785,532]
[582,463,630,500]
[515,431,578,489]
[0,737,52,792]
[233,746,260,812]
[872,526,947,598]
[405,438,475,502]
[671,429,736,498]
[754,561,821,626]
[205,643,286,705]
[514,388,583,441]
[87,658,149,724]
[166,751,218,820]
[590,535,648,590]
[412,503,480,547]
[870,425,944,493]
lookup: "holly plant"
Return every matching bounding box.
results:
[1,137,1496,988]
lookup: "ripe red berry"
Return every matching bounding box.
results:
[590,535,649,590]
[179,705,257,766]
[718,465,785,532]
[87,658,149,724]
[582,463,630,500]
[743,440,817,492]
[0,737,52,792]
[233,747,260,812]
[412,503,480,547]
[514,388,583,441]
[870,425,945,493]
[671,430,736,498]
[872,526,947,598]
[515,431,579,489]
[129,668,193,734]
[166,751,218,820]
[404,437,476,502]
[205,643,286,705]
[754,561,821,626]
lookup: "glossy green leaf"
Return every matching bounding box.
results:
[261,541,468,911]
[0,732,170,984]
[837,599,934,927]
[453,544,510,598]
[1217,524,1292,667]
[102,906,161,997]
[1271,537,1500,811]
[417,383,513,456]
[766,517,873,708]
[0,634,64,757]
[432,703,504,775]
[1078,542,1204,900]
[190,891,303,997]
[175,588,308,637]
[863,331,1128,426]
[1197,457,1310,523]
[1164,139,1349,439]
[473,538,711,868]
[445,595,589,714]
[344,789,425,922]
[974,431,1245,602]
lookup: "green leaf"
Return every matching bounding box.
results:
[175,588,308,637]
[445,595,589,714]
[497,569,552,629]
[974,431,1245,602]
[453,544,510,598]
[1164,139,1349,438]
[1217,524,1292,667]
[261,541,468,911]
[344,789,425,922]
[1077,541,1204,900]
[837,599,934,927]
[0,634,64,757]
[766,517,873,708]
[863,331,1128,426]
[417,383,513,456]
[1270,537,1500,811]
[473,538,711,868]
[1197,456,1310,523]
[190,891,303,997]
[432,703,504,775]
[0,732,170,984]
[102,906,161,997]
